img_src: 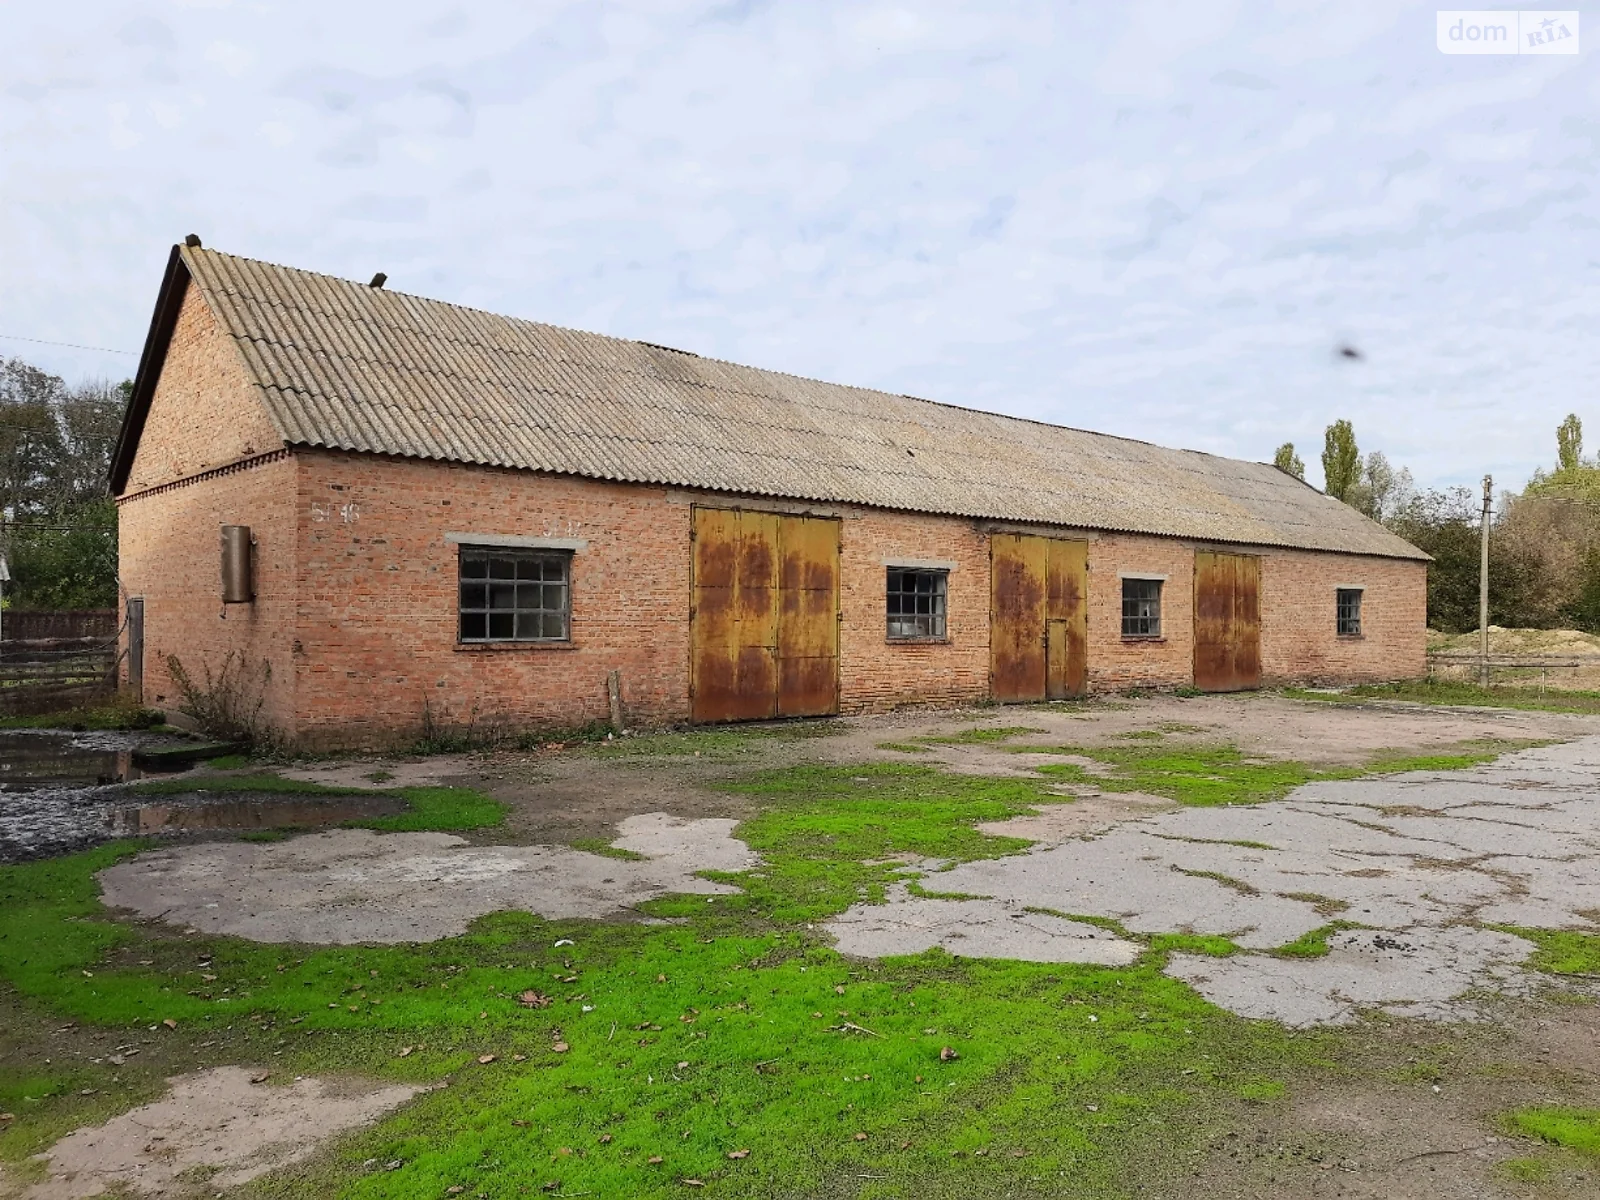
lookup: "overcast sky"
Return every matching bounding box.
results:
[2,1,1595,492]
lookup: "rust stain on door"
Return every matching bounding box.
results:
[776,514,841,717]
[991,534,1087,702]
[1045,538,1088,699]
[691,507,839,722]
[1193,550,1261,693]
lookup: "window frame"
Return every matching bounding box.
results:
[1121,576,1163,639]
[1336,587,1364,638]
[886,566,950,642]
[456,544,574,645]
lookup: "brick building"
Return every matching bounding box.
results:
[112,243,1428,749]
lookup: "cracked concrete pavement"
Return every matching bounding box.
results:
[5,1067,420,1199]
[828,738,1600,1026]
[98,813,757,944]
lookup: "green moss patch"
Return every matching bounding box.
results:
[1023,742,1514,807]
[0,757,1333,1198]
[1501,927,1600,976]
[1506,1107,1600,1156]
[916,726,1046,746]
[1271,922,1368,960]
[569,838,647,862]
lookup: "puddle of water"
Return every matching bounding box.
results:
[108,796,404,835]
[0,732,161,789]
[0,730,404,861]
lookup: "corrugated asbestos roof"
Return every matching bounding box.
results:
[164,246,1426,560]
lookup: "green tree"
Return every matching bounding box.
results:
[1557,414,1583,473]
[1348,451,1414,522]
[7,498,118,609]
[1321,419,1360,502]
[0,358,129,610]
[1388,488,1542,632]
[1272,442,1304,479]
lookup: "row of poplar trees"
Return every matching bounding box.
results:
[1272,419,1600,634]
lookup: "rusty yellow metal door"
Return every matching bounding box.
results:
[776,514,841,717]
[691,508,779,722]
[992,534,1088,702]
[1193,551,1260,692]
[1045,538,1088,699]
[691,508,839,722]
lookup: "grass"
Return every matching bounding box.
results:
[877,741,932,754]
[1021,742,1515,807]
[588,721,843,762]
[0,727,1560,1196]
[1146,933,1240,959]
[1506,1107,1600,1156]
[1271,922,1367,960]
[0,702,165,731]
[569,838,647,862]
[720,764,1050,923]
[1501,928,1600,976]
[0,759,1334,1199]
[915,726,1044,746]
[1284,680,1600,716]
[126,771,506,834]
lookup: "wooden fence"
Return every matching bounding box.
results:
[2,609,117,642]
[1427,652,1600,691]
[0,611,122,715]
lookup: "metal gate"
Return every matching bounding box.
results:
[1193,550,1260,692]
[990,534,1088,703]
[690,507,840,722]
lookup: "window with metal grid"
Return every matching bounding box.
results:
[886,568,948,640]
[1336,588,1363,636]
[458,547,571,643]
[1121,577,1162,638]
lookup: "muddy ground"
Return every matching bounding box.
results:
[293,691,1600,845]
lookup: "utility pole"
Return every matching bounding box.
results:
[1479,474,1493,688]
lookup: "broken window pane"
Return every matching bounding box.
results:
[1121,578,1162,638]
[886,568,947,639]
[1336,588,1363,636]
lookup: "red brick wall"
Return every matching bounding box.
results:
[124,283,282,493]
[117,455,299,736]
[1085,533,1197,690]
[118,380,1425,747]
[837,510,990,711]
[1257,549,1427,685]
[290,453,694,748]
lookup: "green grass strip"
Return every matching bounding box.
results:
[1285,680,1600,716]
[1506,1107,1600,1156]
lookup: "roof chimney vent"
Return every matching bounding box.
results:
[369,272,387,289]
[184,234,202,248]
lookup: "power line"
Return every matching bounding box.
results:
[0,333,138,356]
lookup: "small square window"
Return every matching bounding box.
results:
[458,546,571,643]
[1337,588,1363,637]
[887,568,948,639]
[1122,578,1162,638]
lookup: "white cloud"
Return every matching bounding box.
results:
[203,39,252,76]
[0,0,1594,492]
